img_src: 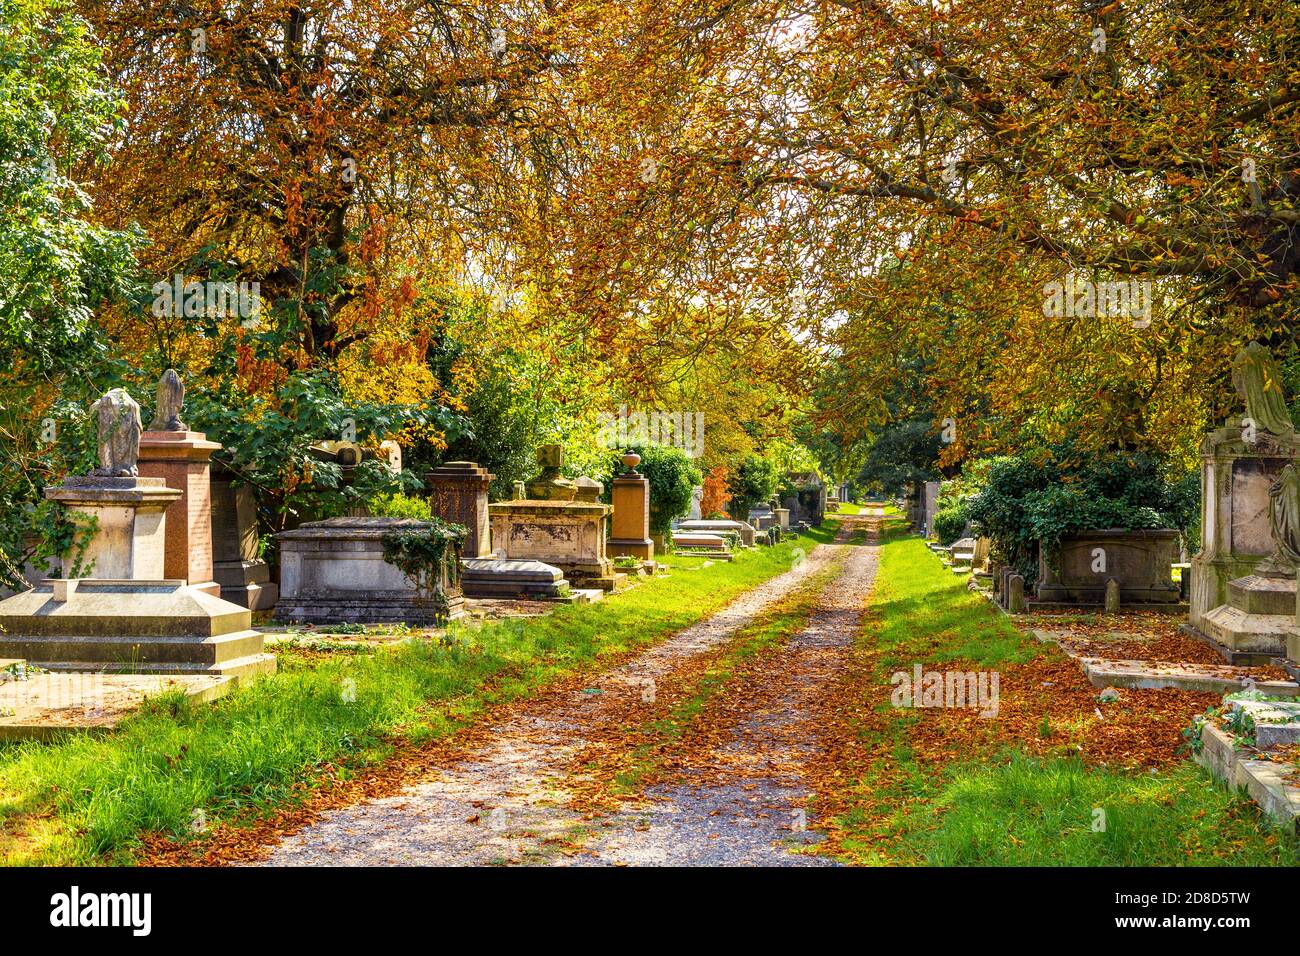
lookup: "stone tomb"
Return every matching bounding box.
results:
[0,387,274,680]
[1034,529,1180,606]
[679,519,756,548]
[489,499,616,589]
[210,466,278,611]
[1189,344,1300,657]
[487,446,618,590]
[276,517,466,625]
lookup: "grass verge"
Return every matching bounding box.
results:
[0,524,833,866]
[817,527,1300,866]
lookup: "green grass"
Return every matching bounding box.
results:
[834,502,863,515]
[0,524,834,865]
[830,528,1300,866]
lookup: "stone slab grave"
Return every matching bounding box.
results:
[0,382,276,682]
[461,558,580,602]
[1226,696,1300,748]
[679,519,757,548]
[673,531,733,559]
[0,666,233,741]
[277,517,466,625]
[1032,628,1299,697]
[1195,722,1300,830]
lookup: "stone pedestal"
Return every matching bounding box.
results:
[45,476,181,580]
[1189,422,1300,653]
[426,461,494,558]
[0,580,276,680]
[774,508,790,531]
[138,429,222,595]
[277,518,465,625]
[210,469,278,612]
[609,473,654,560]
[489,500,617,589]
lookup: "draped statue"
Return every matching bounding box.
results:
[1259,463,1300,578]
[90,389,142,478]
[148,369,186,432]
[1232,342,1293,437]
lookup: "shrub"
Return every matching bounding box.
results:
[367,492,432,520]
[933,504,968,545]
[726,454,780,519]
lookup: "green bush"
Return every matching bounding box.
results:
[933,504,968,545]
[726,454,780,519]
[367,492,433,520]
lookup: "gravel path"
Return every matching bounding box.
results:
[260,512,879,867]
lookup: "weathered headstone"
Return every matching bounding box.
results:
[426,460,494,559]
[1104,577,1121,614]
[1007,573,1026,613]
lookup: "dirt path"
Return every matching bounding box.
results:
[260,511,879,867]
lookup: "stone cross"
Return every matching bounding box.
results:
[148,368,187,432]
[90,388,143,478]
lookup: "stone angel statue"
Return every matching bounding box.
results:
[90,388,143,478]
[1232,342,1293,437]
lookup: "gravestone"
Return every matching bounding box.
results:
[1105,578,1121,613]
[426,460,494,559]
[1191,343,1300,656]
[609,453,654,560]
[1007,574,1026,613]
[137,370,222,595]
[0,387,274,679]
[210,465,278,611]
[923,481,940,539]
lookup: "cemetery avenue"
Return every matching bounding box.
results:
[3,0,1300,933]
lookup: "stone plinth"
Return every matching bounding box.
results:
[1189,422,1300,644]
[426,461,494,559]
[774,508,790,531]
[1035,529,1180,605]
[0,579,275,680]
[210,469,278,612]
[609,473,654,560]
[138,429,222,595]
[680,519,755,548]
[45,476,181,580]
[462,558,568,599]
[673,531,729,552]
[276,517,465,625]
[489,500,616,589]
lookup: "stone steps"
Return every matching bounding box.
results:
[37,652,276,681]
[0,628,267,666]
